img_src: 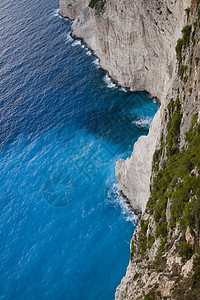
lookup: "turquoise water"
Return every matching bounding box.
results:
[0,0,159,299]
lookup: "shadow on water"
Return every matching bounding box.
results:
[80,98,150,151]
[0,86,154,155]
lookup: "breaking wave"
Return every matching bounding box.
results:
[107,183,138,224]
[103,74,117,89]
[132,116,153,129]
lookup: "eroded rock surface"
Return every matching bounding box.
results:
[59,0,190,211]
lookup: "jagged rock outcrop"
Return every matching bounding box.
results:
[59,0,89,20]
[116,110,162,213]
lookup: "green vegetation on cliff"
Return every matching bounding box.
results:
[88,0,106,14]
[131,4,200,297]
[144,98,200,298]
[176,25,191,63]
[149,108,200,232]
[123,2,200,298]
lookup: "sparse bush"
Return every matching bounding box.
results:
[189,87,193,94]
[176,38,184,62]
[88,0,106,14]
[177,240,193,260]
[185,7,190,20]
[195,56,199,65]
[183,75,188,83]
[182,25,192,46]
[147,235,155,249]
[178,64,188,80]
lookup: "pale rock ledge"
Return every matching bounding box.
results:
[115,108,161,213]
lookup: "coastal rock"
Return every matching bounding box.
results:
[59,0,190,211]
[115,109,161,213]
[69,0,190,100]
[59,0,89,19]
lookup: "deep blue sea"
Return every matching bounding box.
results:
[0,0,159,299]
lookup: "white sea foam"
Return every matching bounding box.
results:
[107,183,138,224]
[80,42,92,55]
[103,74,117,89]
[53,8,59,16]
[120,87,127,93]
[65,33,73,44]
[92,58,100,68]
[53,9,62,18]
[132,116,153,129]
[72,40,81,47]
[86,50,92,56]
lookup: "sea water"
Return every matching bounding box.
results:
[0,0,159,299]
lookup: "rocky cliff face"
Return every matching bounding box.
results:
[116,1,200,298]
[59,0,89,20]
[59,0,200,298]
[59,0,190,212]
[60,0,189,99]
[116,110,162,213]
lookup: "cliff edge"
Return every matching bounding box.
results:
[116,1,200,298]
[59,0,200,298]
[59,0,190,212]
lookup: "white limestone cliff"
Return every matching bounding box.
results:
[115,108,161,213]
[59,1,200,299]
[59,0,190,212]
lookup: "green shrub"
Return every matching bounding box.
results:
[183,75,188,83]
[195,56,199,65]
[88,0,106,14]
[147,235,155,249]
[155,221,168,238]
[177,240,193,260]
[138,234,147,257]
[193,21,198,31]
[143,295,152,300]
[176,39,184,62]
[133,273,140,280]
[152,148,162,172]
[150,240,167,272]
[191,255,200,289]
[154,198,168,223]
[176,25,191,63]
[185,7,190,20]
[141,220,149,235]
[166,98,182,156]
[178,64,188,80]
[182,25,192,46]
[88,0,97,8]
